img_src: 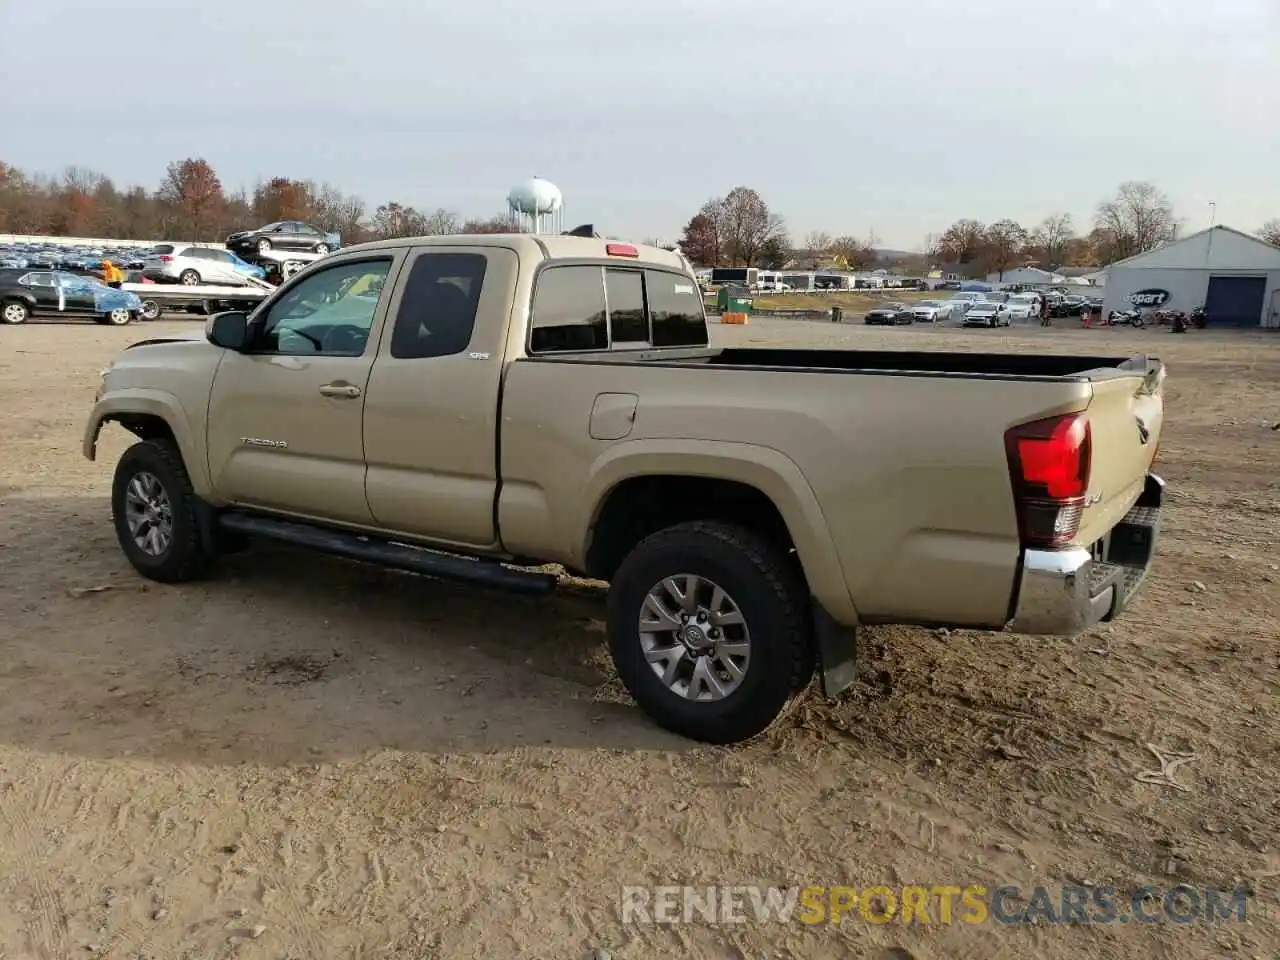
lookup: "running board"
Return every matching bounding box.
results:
[218,513,558,596]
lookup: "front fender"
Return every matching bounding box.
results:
[83,388,214,498]
[580,438,859,625]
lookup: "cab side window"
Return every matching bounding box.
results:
[253,258,392,357]
[530,265,607,352]
[644,270,708,347]
[389,253,488,359]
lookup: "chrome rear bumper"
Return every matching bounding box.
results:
[1008,474,1164,635]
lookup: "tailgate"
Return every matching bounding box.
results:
[1076,360,1165,545]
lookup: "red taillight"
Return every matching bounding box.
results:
[158,255,173,262]
[606,243,638,258]
[1005,413,1091,547]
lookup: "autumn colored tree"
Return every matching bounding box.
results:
[677,211,719,266]
[829,234,877,270]
[157,158,225,241]
[252,177,315,224]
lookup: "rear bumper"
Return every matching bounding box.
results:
[1008,474,1164,635]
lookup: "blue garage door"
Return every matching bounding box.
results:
[1205,275,1266,327]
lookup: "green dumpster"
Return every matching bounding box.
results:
[716,285,753,314]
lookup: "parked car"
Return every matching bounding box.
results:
[1051,296,1091,318]
[864,302,913,325]
[85,235,1167,745]
[909,299,956,323]
[226,222,339,257]
[141,245,266,286]
[0,269,143,325]
[1004,294,1040,321]
[963,300,1010,327]
[946,292,985,315]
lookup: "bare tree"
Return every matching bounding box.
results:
[829,235,877,270]
[983,219,1030,279]
[711,187,786,266]
[937,219,987,272]
[1258,219,1280,246]
[1031,213,1074,266]
[1093,181,1177,262]
[803,231,831,267]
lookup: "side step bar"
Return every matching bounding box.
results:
[218,513,558,596]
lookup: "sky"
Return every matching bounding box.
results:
[2,0,1278,249]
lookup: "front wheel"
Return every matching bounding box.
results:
[314,243,329,254]
[257,238,272,253]
[1132,315,1144,328]
[104,308,133,325]
[179,269,201,286]
[606,521,814,744]
[140,299,162,321]
[112,439,216,583]
[2,300,30,324]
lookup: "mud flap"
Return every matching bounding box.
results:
[811,600,857,697]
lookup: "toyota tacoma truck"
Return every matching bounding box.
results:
[84,235,1167,744]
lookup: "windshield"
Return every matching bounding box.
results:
[881,303,905,310]
[916,300,941,307]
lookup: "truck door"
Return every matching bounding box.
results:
[205,252,404,525]
[362,245,518,548]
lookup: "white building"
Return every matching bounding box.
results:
[1101,226,1280,328]
[985,266,1065,285]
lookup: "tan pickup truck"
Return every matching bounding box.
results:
[85,235,1167,743]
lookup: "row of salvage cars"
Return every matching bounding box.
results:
[865,292,1050,328]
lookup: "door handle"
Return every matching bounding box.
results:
[319,382,361,399]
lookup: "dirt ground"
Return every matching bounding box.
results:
[0,317,1276,960]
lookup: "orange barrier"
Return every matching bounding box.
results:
[720,312,749,325]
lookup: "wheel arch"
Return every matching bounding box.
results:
[579,440,858,624]
[84,390,214,498]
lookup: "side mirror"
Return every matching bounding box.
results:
[206,311,249,350]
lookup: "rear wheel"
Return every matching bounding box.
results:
[2,300,30,324]
[104,308,133,326]
[179,269,201,285]
[314,243,329,254]
[257,238,272,253]
[606,521,814,744]
[140,299,161,321]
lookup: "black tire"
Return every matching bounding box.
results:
[111,439,216,583]
[606,521,814,744]
[2,300,30,325]
[140,299,162,321]
[257,238,272,253]
[179,269,201,286]
[314,243,329,254]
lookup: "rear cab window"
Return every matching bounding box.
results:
[530,262,707,354]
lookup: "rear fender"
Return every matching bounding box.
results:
[580,438,859,626]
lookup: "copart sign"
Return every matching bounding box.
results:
[1127,289,1171,308]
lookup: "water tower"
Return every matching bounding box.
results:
[507,177,564,234]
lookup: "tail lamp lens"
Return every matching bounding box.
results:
[1005,413,1092,547]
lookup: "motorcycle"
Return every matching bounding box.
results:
[1190,305,1208,329]
[1107,309,1145,328]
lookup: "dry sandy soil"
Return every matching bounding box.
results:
[0,316,1276,960]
